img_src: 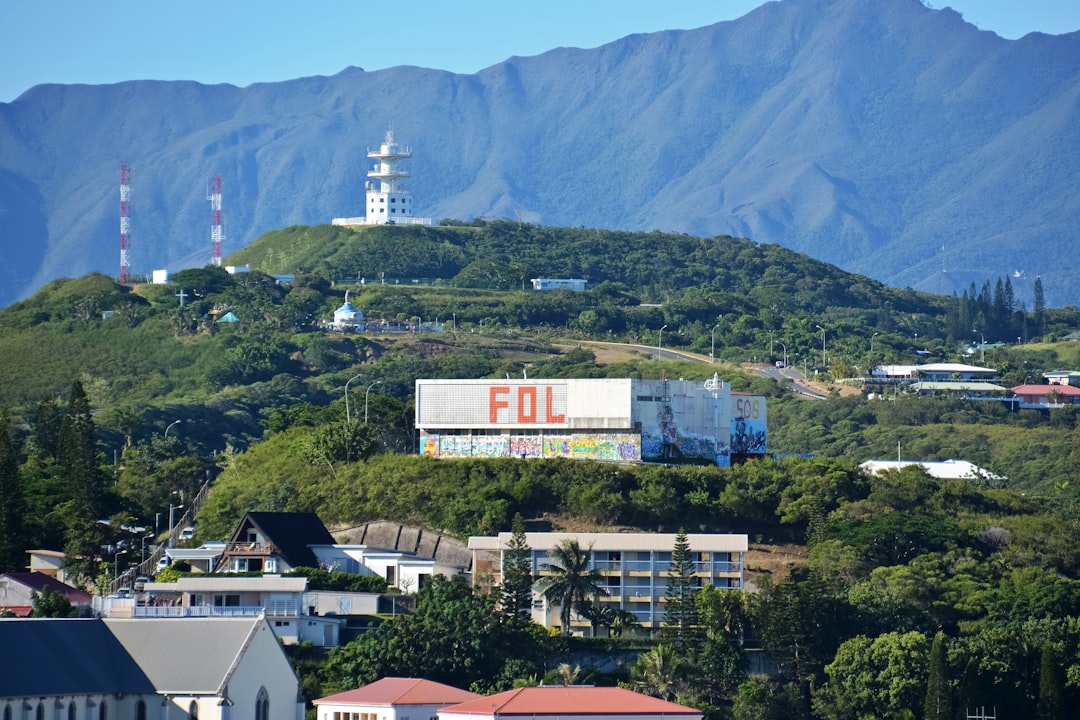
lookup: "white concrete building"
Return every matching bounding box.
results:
[415,377,767,466]
[469,531,747,635]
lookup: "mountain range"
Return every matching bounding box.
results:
[1,0,1078,308]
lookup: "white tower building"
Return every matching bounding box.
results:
[332,128,432,227]
[366,129,412,224]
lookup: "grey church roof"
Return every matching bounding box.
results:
[104,617,261,695]
[0,618,155,697]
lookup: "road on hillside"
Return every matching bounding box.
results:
[579,340,828,400]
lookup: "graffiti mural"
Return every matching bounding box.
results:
[544,436,573,457]
[509,436,544,458]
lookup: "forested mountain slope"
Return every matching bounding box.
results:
[2,0,1078,307]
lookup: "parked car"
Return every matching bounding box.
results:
[134,576,150,591]
[179,525,196,541]
[156,555,171,571]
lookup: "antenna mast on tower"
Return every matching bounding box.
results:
[119,165,131,284]
[208,174,224,266]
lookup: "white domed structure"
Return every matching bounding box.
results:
[333,292,366,330]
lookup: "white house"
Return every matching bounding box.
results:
[439,686,702,720]
[468,532,747,635]
[0,617,304,720]
[125,575,344,646]
[310,544,464,594]
[314,677,481,720]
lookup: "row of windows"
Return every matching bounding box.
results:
[4,689,268,720]
[369,197,412,203]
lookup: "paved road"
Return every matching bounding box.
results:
[580,340,828,400]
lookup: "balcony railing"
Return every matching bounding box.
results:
[133,605,298,618]
[223,541,277,555]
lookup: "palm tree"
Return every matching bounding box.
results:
[632,643,687,701]
[537,538,607,635]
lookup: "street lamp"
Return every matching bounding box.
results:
[164,419,181,439]
[779,342,788,369]
[167,503,183,548]
[141,532,154,563]
[815,325,826,367]
[114,549,129,587]
[871,332,879,353]
[710,323,720,363]
[657,325,668,361]
[452,313,457,332]
[364,381,383,423]
[344,373,363,424]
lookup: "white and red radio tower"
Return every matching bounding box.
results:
[208,174,224,266]
[119,165,131,284]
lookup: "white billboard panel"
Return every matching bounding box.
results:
[416,379,633,429]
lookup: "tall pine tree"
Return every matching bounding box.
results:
[923,631,952,720]
[1037,643,1065,720]
[500,513,534,624]
[0,411,27,573]
[661,529,698,655]
[58,381,110,582]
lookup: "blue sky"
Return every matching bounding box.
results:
[1,0,1078,103]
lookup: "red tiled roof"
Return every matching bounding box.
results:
[1011,384,1080,395]
[1,572,92,603]
[440,686,703,717]
[314,677,481,706]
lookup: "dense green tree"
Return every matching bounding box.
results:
[753,568,856,687]
[537,538,607,635]
[733,676,809,720]
[31,586,77,617]
[812,631,930,720]
[320,574,544,693]
[0,411,27,572]
[500,513,534,624]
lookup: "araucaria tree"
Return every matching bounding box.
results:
[662,529,699,654]
[537,538,606,635]
[0,411,27,573]
[924,631,952,720]
[500,513,534,624]
[57,381,110,582]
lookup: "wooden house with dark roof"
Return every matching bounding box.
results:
[0,617,303,720]
[215,512,335,573]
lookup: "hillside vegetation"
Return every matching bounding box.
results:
[2,222,1080,716]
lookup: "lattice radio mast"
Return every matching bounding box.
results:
[208,174,224,266]
[119,165,131,284]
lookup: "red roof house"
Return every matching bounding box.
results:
[314,678,481,720]
[438,686,703,719]
[1010,383,1080,409]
